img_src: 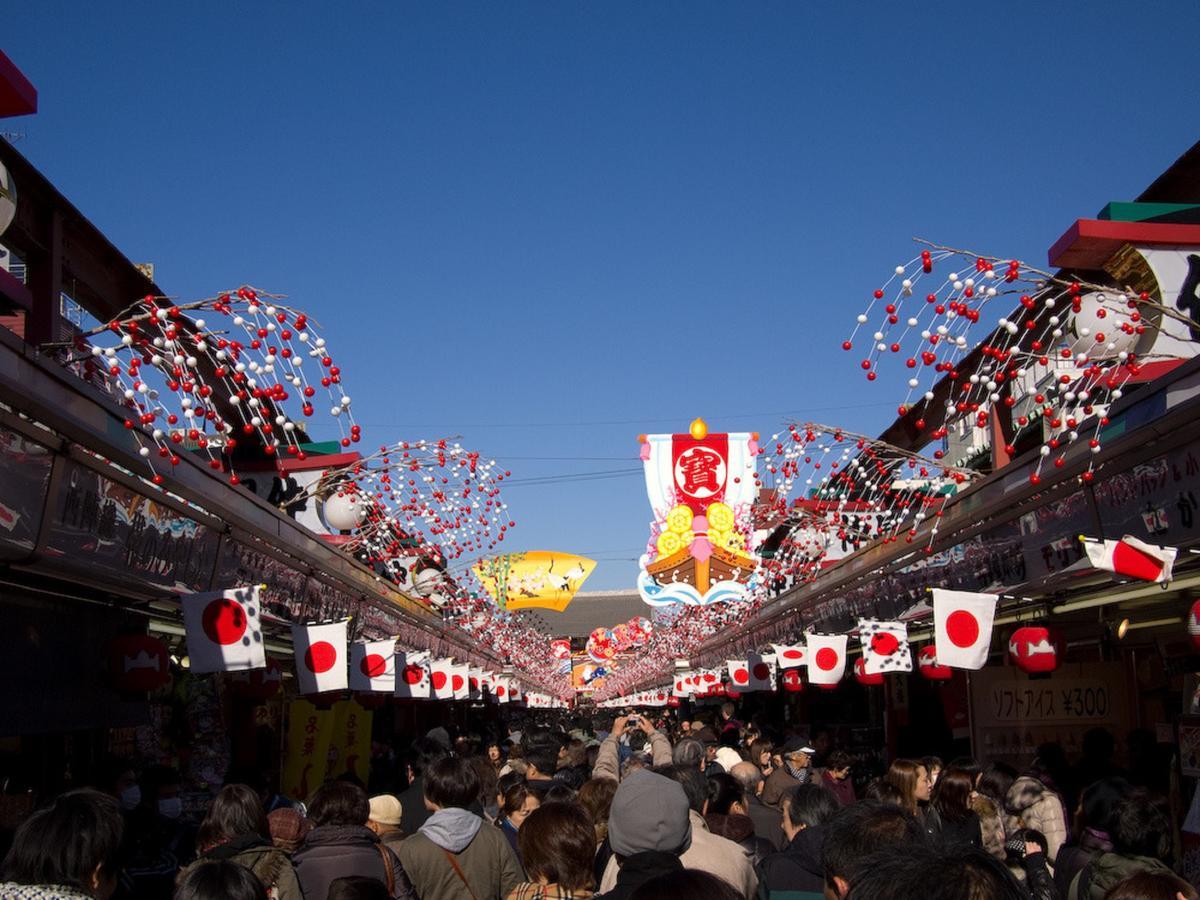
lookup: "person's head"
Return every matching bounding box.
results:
[948,757,982,787]
[976,762,1017,807]
[518,802,596,891]
[781,737,815,771]
[522,730,563,780]
[366,794,403,835]
[729,761,764,797]
[607,769,693,857]
[407,736,449,781]
[885,759,931,813]
[1103,872,1200,900]
[307,781,369,827]
[500,781,541,828]
[673,738,706,771]
[98,758,140,810]
[843,843,1025,900]
[629,868,743,900]
[176,859,267,900]
[139,764,183,819]
[0,789,123,899]
[327,876,390,900]
[1112,791,1172,861]
[931,767,974,823]
[821,800,926,899]
[424,756,482,812]
[706,773,748,817]
[267,808,311,853]
[861,778,905,808]
[921,756,944,787]
[561,739,588,771]
[720,702,736,722]
[486,742,503,763]
[196,784,270,852]
[749,738,773,770]
[578,778,618,841]
[781,783,840,841]
[1076,776,1132,837]
[659,765,708,815]
[824,750,852,782]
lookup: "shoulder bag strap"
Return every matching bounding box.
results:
[376,842,396,895]
[442,847,481,900]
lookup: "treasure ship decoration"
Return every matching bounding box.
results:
[637,418,762,606]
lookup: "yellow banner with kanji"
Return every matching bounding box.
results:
[324,699,373,785]
[281,699,335,802]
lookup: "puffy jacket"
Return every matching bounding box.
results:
[971,794,1006,860]
[179,838,302,900]
[397,807,526,900]
[1066,852,1173,900]
[294,824,414,900]
[1006,776,1069,862]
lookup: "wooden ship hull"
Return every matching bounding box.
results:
[646,543,755,594]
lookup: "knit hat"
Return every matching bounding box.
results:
[267,807,311,853]
[607,769,692,857]
[714,746,745,772]
[368,794,403,827]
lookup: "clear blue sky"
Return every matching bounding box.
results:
[6,2,1198,590]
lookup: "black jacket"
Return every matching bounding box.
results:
[595,851,684,900]
[745,796,786,851]
[759,827,825,896]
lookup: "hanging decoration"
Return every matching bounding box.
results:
[637,419,761,606]
[1007,626,1061,674]
[395,650,432,699]
[471,550,595,611]
[781,668,804,692]
[229,657,284,700]
[291,620,349,695]
[932,589,998,670]
[104,634,171,693]
[1082,535,1177,583]
[1190,600,1200,651]
[182,586,267,674]
[917,644,954,681]
[727,654,777,692]
[805,633,848,687]
[349,640,396,693]
[854,657,884,686]
[858,619,913,675]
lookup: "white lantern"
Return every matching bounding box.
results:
[1071,291,1144,359]
[412,567,444,597]
[322,491,365,531]
[0,161,15,237]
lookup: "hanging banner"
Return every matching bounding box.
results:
[472,551,596,612]
[292,620,349,694]
[637,420,760,607]
[181,586,267,673]
[349,640,396,693]
[281,698,336,801]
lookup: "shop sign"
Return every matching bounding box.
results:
[212,538,308,621]
[45,459,219,593]
[1093,442,1200,547]
[0,424,53,560]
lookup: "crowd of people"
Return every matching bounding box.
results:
[0,704,1193,900]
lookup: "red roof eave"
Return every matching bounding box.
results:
[0,51,37,119]
[1048,219,1200,269]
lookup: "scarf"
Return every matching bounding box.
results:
[785,761,812,784]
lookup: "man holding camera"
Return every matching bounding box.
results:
[592,714,673,783]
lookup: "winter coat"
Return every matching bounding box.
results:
[597,810,758,899]
[971,794,1006,860]
[1005,776,1069,862]
[926,808,983,851]
[400,776,433,836]
[593,850,683,900]
[0,886,94,900]
[377,827,408,858]
[704,812,774,868]
[397,807,526,900]
[179,837,302,900]
[1020,852,1061,900]
[294,824,415,900]
[1066,852,1173,900]
[818,773,856,806]
[761,767,799,810]
[745,795,786,851]
[758,827,825,899]
[1053,828,1112,898]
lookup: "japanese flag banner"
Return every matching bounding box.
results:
[806,634,848,686]
[292,620,349,694]
[479,670,496,698]
[452,665,470,700]
[468,667,484,699]
[1083,535,1177,583]
[349,639,395,693]
[494,676,512,703]
[771,643,808,669]
[182,586,267,673]
[510,681,524,703]
[727,655,776,692]
[858,619,913,675]
[430,658,455,700]
[932,589,999,670]
[395,650,432,699]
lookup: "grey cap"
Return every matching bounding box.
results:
[607,769,693,857]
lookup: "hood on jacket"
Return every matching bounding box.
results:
[1086,853,1172,896]
[613,851,683,890]
[419,807,484,854]
[705,812,756,845]
[301,824,380,851]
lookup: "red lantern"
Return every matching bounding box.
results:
[1189,599,1200,650]
[354,692,388,710]
[917,645,953,681]
[781,669,804,692]
[229,658,283,700]
[1008,626,1061,674]
[104,634,171,693]
[667,696,681,708]
[854,657,884,686]
[725,689,741,700]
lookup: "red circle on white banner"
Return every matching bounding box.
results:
[403,664,423,685]
[496,685,506,697]
[946,610,980,648]
[871,632,900,656]
[732,667,749,684]
[305,641,337,673]
[782,649,804,660]
[452,674,465,691]
[361,654,387,677]
[752,662,771,681]
[202,599,247,645]
[431,671,448,690]
[814,647,839,671]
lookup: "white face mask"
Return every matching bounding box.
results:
[119,785,141,811]
[158,797,183,820]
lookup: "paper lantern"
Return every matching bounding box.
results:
[105,634,171,693]
[1008,626,1061,674]
[854,657,884,686]
[1188,599,1200,650]
[229,657,283,700]
[781,668,804,692]
[917,645,953,681]
[0,161,15,237]
[667,696,681,708]
[725,689,741,700]
[323,490,366,532]
[1071,291,1142,359]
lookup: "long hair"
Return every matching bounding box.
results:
[518,802,596,891]
[196,784,270,853]
[885,759,924,815]
[930,767,974,823]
